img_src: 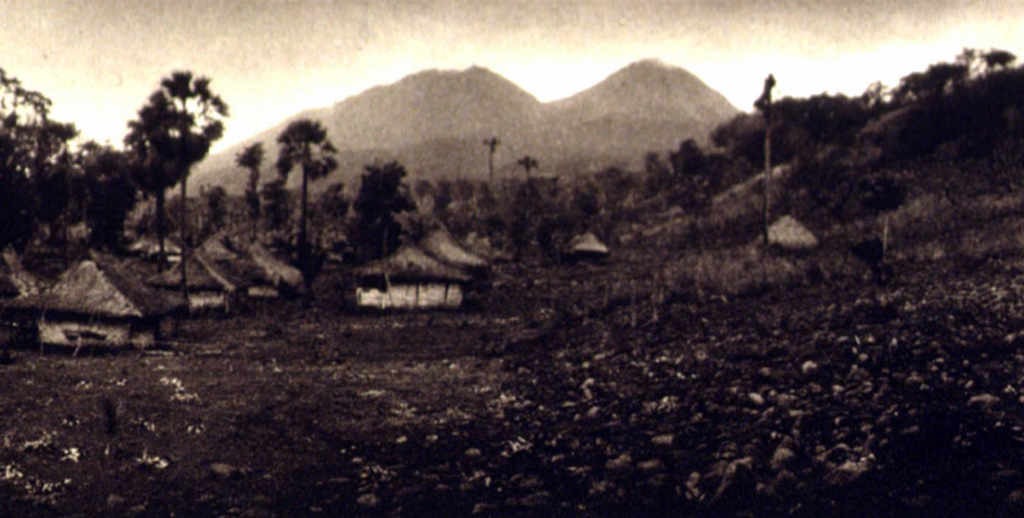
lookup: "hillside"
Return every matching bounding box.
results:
[193,60,738,194]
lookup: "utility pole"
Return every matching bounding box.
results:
[756,74,776,245]
[483,137,500,184]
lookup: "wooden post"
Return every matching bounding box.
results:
[758,74,776,246]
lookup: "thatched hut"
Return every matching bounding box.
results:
[195,236,302,299]
[419,228,489,276]
[353,245,471,310]
[5,252,183,349]
[567,232,610,262]
[767,215,819,250]
[147,252,238,312]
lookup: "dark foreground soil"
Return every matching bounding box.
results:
[5,251,1024,517]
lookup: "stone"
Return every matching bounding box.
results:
[770,446,796,471]
[749,393,765,406]
[465,448,482,457]
[712,457,755,503]
[107,494,126,507]
[357,493,379,508]
[210,463,237,478]
[638,459,664,472]
[968,393,1000,411]
[651,434,674,447]
[606,453,633,471]
[801,360,819,375]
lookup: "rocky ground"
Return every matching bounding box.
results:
[4,250,1024,517]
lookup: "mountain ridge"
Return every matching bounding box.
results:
[193,60,739,193]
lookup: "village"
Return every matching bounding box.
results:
[4,1,1024,513]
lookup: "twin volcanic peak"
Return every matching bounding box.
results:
[193,59,738,192]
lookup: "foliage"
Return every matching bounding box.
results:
[276,119,338,288]
[201,185,228,239]
[236,142,264,238]
[352,161,415,261]
[260,178,291,232]
[80,144,137,250]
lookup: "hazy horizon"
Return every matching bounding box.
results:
[2,0,1022,152]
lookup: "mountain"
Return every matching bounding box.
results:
[193,60,738,194]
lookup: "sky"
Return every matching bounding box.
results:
[2,0,1022,153]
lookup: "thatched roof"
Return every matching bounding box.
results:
[462,232,510,263]
[420,228,488,271]
[147,252,238,292]
[7,251,183,318]
[246,242,302,289]
[355,245,471,283]
[198,234,239,262]
[569,232,610,257]
[0,246,40,298]
[767,215,819,250]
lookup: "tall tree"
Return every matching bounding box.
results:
[236,142,264,241]
[517,155,538,181]
[276,119,338,296]
[483,136,500,184]
[127,71,228,304]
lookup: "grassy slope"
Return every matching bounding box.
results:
[6,170,1024,516]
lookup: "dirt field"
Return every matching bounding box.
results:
[5,246,1024,517]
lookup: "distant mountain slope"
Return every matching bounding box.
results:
[193,60,738,194]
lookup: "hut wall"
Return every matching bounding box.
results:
[356,282,464,309]
[189,291,228,311]
[38,317,155,348]
[247,286,279,299]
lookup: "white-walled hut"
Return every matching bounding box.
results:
[419,228,489,277]
[567,232,610,262]
[353,245,471,310]
[5,252,184,349]
[147,252,238,313]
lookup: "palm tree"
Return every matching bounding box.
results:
[127,71,228,302]
[483,136,500,184]
[517,155,538,181]
[276,119,338,297]
[236,143,264,241]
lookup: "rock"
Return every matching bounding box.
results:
[826,459,871,486]
[465,448,482,458]
[107,494,126,507]
[357,493,379,508]
[606,453,633,471]
[651,434,674,447]
[210,463,237,478]
[968,393,1000,411]
[519,491,551,507]
[1004,489,1024,513]
[638,459,664,472]
[764,469,798,499]
[801,360,819,375]
[712,457,755,503]
[770,446,796,471]
[748,393,765,406]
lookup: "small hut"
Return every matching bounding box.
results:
[567,232,610,262]
[419,228,489,277]
[147,252,238,313]
[5,252,183,349]
[767,216,819,250]
[244,242,302,298]
[196,236,302,299]
[353,245,471,310]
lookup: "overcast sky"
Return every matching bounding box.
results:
[2,0,1022,152]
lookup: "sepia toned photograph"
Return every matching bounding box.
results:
[2,0,1024,516]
